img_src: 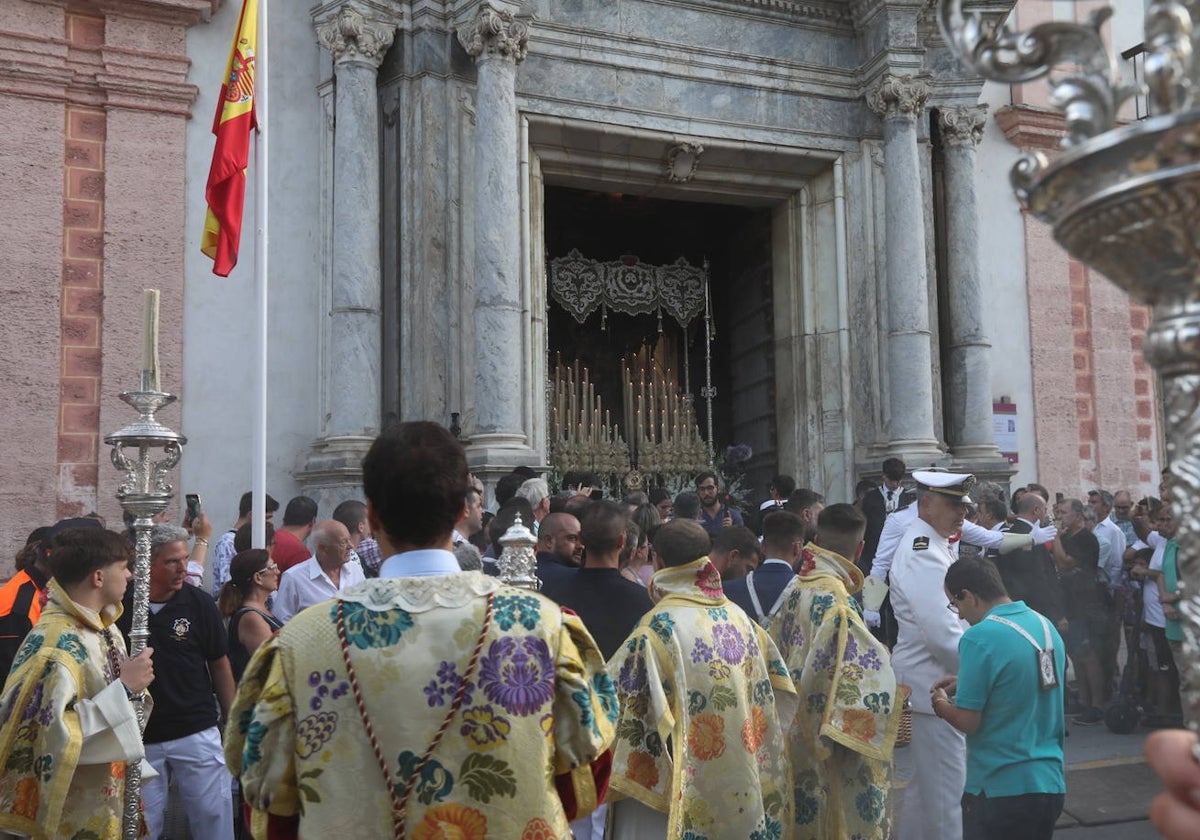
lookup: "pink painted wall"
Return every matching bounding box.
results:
[0,0,204,573]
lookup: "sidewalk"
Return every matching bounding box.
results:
[893,715,1163,838]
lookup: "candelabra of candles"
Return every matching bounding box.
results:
[549,357,630,479]
[619,357,709,478]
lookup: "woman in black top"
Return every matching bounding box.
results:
[218,549,283,681]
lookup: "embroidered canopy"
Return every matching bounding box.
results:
[549,250,707,327]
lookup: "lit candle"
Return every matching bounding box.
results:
[141,289,160,391]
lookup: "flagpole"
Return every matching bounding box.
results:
[252,0,268,548]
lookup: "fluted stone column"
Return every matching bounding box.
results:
[867,74,943,460]
[302,5,395,509]
[458,4,536,467]
[939,105,1002,459]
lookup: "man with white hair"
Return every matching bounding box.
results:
[273,519,365,622]
[117,523,236,840]
[516,476,551,530]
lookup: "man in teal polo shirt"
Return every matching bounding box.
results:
[930,557,1066,840]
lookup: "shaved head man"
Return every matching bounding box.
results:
[273,519,366,622]
[536,512,583,588]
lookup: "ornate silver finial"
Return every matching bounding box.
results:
[935,0,1138,147]
[866,74,930,119]
[497,514,540,590]
[315,5,396,67]
[458,3,530,62]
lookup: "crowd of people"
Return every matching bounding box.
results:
[0,428,1194,839]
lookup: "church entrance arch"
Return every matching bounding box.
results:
[526,117,856,501]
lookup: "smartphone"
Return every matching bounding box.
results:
[185,493,202,525]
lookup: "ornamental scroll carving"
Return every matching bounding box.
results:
[867,74,930,118]
[548,250,707,328]
[939,104,988,147]
[458,3,530,62]
[315,5,396,67]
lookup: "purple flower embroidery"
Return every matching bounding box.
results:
[691,638,714,664]
[859,648,882,670]
[844,635,859,662]
[479,636,554,716]
[711,624,746,665]
[424,661,472,708]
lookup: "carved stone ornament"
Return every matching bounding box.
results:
[665,141,704,183]
[457,4,530,63]
[938,104,988,147]
[866,74,930,119]
[315,5,396,67]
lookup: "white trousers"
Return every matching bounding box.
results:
[142,726,234,840]
[898,713,966,840]
[570,803,608,840]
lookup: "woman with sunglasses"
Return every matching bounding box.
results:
[218,549,283,682]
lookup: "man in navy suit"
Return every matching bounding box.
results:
[725,511,804,626]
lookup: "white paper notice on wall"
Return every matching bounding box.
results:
[993,402,1018,464]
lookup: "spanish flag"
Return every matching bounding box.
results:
[201,0,257,277]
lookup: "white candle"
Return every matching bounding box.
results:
[142,289,160,390]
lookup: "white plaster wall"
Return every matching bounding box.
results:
[181,0,324,537]
[976,79,1039,489]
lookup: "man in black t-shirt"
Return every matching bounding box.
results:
[119,524,236,839]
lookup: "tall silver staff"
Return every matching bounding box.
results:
[936,0,1200,727]
[105,289,187,839]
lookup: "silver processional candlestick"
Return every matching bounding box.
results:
[106,291,187,840]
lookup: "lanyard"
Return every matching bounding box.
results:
[746,569,790,628]
[985,613,1053,652]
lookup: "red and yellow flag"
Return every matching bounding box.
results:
[201,0,257,277]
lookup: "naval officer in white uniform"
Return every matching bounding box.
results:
[890,470,975,840]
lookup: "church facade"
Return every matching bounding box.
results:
[0,0,1161,555]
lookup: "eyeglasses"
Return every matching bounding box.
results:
[697,484,717,491]
[946,600,960,614]
[256,563,280,576]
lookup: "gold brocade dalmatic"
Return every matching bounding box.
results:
[0,582,144,840]
[769,543,901,840]
[225,572,617,839]
[607,557,798,840]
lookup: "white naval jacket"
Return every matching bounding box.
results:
[889,515,968,715]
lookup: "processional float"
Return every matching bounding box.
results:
[937,0,1200,728]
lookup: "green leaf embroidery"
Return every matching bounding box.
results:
[298,767,324,803]
[460,753,517,803]
[617,717,646,746]
[709,684,737,712]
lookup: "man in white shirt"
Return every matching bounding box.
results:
[1133,507,1179,725]
[273,519,365,622]
[890,469,977,840]
[1090,490,1128,589]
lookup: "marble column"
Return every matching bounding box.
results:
[939,105,1002,460]
[867,74,943,460]
[302,5,395,510]
[458,4,537,469]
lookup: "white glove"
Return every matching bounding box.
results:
[863,609,881,628]
[1030,522,1058,545]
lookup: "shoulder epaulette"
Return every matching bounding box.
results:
[912,535,930,551]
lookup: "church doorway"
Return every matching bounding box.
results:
[543,186,776,499]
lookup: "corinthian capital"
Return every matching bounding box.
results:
[938,105,988,147]
[315,5,396,67]
[867,74,930,119]
[457,3,530,63]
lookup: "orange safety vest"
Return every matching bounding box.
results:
[0,569,47,675]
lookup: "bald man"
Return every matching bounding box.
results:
[536,512,582,588]
[273,519,365,622]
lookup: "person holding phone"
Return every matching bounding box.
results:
[182,494,213,589]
